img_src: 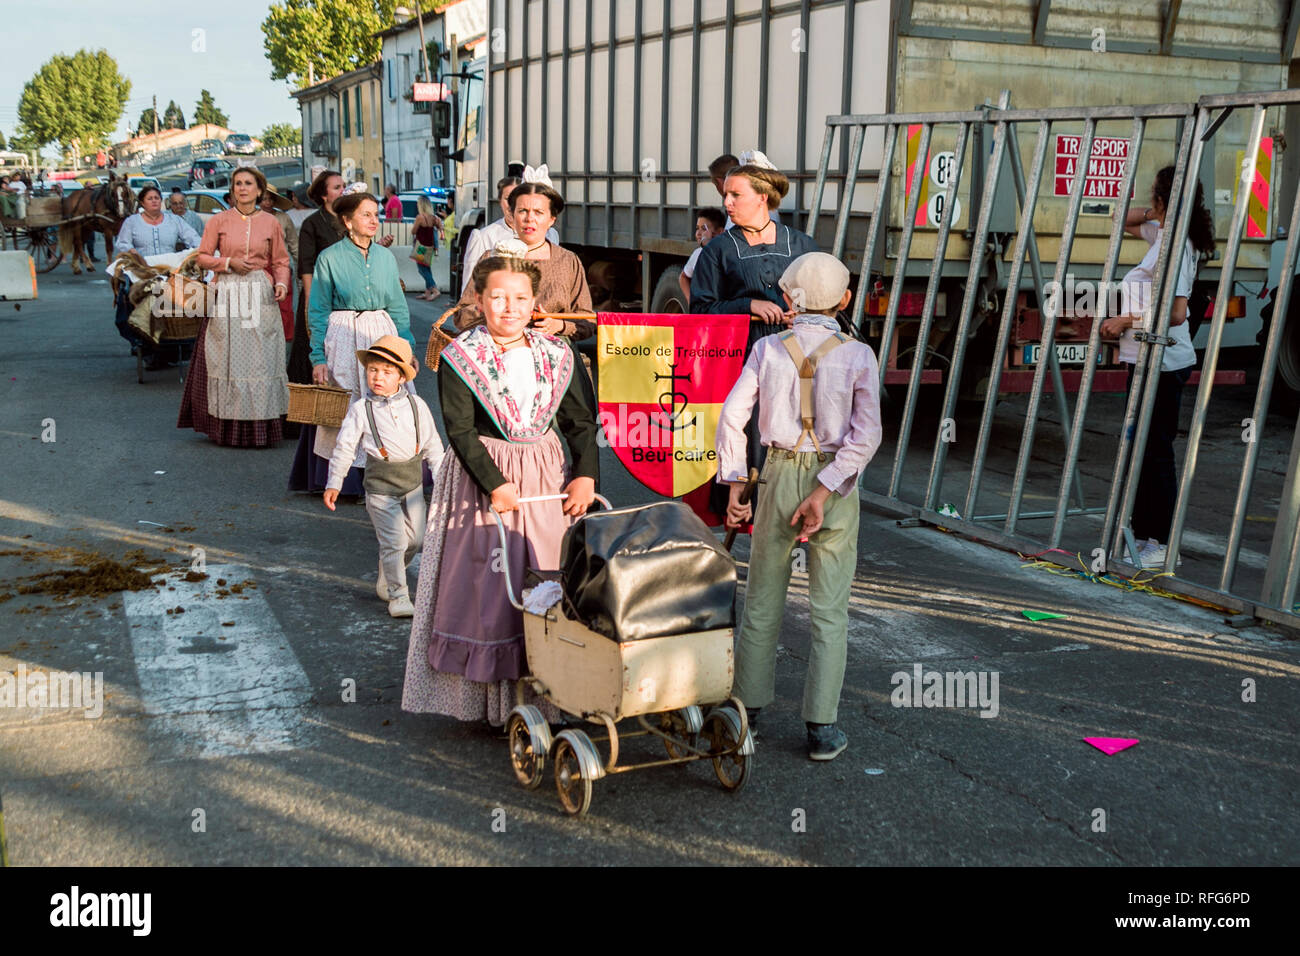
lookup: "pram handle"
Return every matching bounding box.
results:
[489,493,612,611]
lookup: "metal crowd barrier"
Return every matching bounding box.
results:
[807,91,1300,629]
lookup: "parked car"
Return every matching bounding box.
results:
[224,134,256,155]
[188,158,234,188]
[127,175,162,194]
[395,186,451,222]
[183,188,231,225]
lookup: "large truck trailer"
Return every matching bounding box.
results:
[454,0,1300,398]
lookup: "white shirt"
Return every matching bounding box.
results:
[716,322,883,497]
[326,390,445,491]
[9,181,26,195]
[1118,222,1197,372]
[501,347,539,421]
[682,246,704,279]
[460,217,562,292]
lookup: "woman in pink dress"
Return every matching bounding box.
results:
[178,166,291,448]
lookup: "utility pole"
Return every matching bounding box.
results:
[414,0,429,82]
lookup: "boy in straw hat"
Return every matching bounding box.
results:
[716,251,882,760]
[324,335,445,618]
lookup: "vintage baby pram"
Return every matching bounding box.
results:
[493,496,754,816]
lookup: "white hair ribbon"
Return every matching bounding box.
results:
[521,163,553,187]
[342,181,368,196]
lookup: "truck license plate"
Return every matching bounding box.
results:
[1022,343,1091,365]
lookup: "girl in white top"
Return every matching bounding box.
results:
[1099,166,1216,568]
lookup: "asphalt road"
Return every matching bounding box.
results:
[1,266,1297,866]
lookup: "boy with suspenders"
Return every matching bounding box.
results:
[324,335,445,618]
[716,253,883,760]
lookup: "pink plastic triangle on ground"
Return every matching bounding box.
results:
[1084,736,1139,755]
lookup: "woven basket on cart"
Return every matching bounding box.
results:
[287,384,351,427]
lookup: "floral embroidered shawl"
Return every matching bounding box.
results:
[441,325,575,442]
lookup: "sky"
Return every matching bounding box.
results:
[0,0,304,156]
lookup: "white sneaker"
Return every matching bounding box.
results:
[1138,540,1182,569]
[376,563,389,600]
[388,595,415,618]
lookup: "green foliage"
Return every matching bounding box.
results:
[0,130,7,150]
[262,0,415,89]
[193,90,229,128]
[163,100,187,130]
[260,123,300,150]
[137,107,159,135]
[16,49,131,152]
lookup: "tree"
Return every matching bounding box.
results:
[137,107,159,135]
[193,90,229,128]
[163,100,186,130]
[16,50,131,153]
[261,123,300,150]
[263,0,425,89]
[0,130,7,150]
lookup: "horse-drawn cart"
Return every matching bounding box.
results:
[0,195,65,273]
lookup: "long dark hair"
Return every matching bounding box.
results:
[1154,165,1215,257]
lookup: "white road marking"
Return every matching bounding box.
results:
[123,564,313,759]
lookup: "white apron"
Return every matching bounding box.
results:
[205,271,288,420]
[313,308,414,463]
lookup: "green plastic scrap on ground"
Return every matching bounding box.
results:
[1021,609,1069,622]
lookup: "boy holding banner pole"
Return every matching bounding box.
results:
[716,252,883,761]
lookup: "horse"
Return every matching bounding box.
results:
[58,178,135,274]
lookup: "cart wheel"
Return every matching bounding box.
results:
[659,705,702,759]
[553,735,594,816]
[27,226,63,273]
[506,708,548,790]
[701,709,752,793]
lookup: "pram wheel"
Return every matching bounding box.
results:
[659,705,703,759]
[507,706,551,790]
[553,733,595,816]
[702,708,752,793]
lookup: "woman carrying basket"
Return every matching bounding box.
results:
[402,254,600,726]
[177,167,291,448]
[303,188,417,494]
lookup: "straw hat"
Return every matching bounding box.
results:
[356,335,419,381]
[263,186,293,211]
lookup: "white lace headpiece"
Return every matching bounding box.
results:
[521,163,553,187]
[738,149,777,170]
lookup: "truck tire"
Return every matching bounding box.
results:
[1258,283,1300,414]
[650,265,687,313]
[1274,304,1300,413]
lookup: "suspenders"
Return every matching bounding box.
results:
[777,329,849,461]
[363,393,421,461]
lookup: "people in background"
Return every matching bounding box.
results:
[169,189,205,241]
[458,172,560,293]
[383,184,403,221]
[679,207,726,305]
[1099,165,1213,570]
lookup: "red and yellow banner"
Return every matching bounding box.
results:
[597,312,749,497]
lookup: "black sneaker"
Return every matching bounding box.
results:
[806,723,848,761]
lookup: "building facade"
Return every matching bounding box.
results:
[293,63,385,196]
[377,0,486,194]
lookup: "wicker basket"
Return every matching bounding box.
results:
[287,384,351,427]
[158,313,202,340]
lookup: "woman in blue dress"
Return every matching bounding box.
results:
[689,155,821,519]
